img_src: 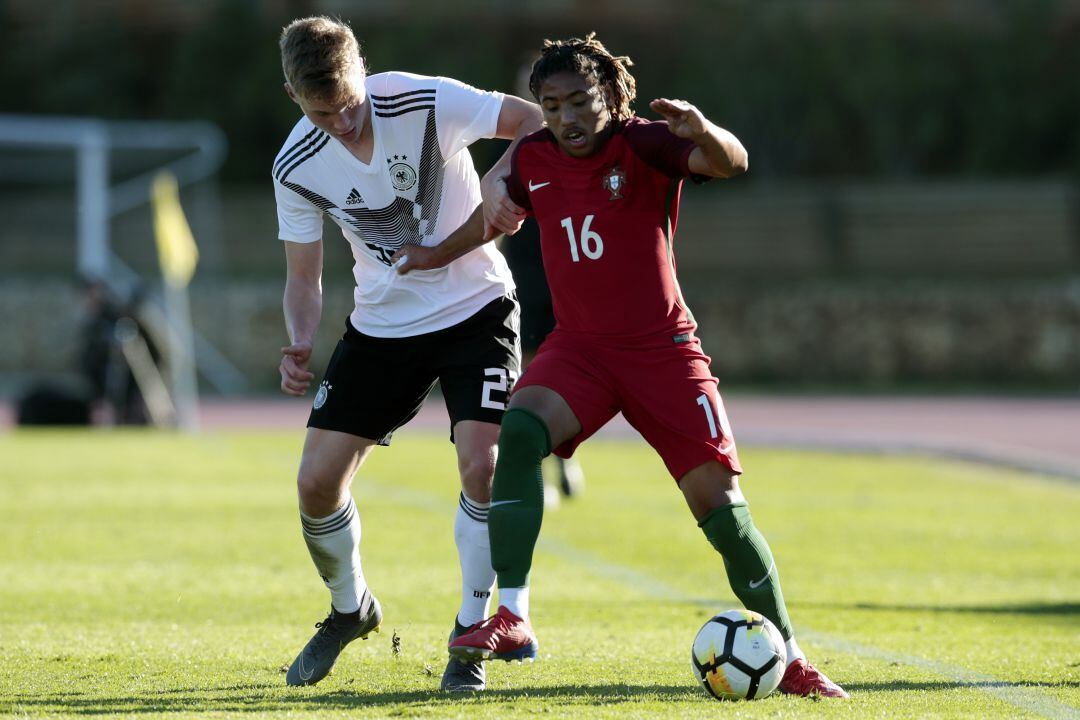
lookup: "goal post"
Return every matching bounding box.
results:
[0,113,244,428]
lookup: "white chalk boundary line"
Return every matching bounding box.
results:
[539,536,1080,720]
[360,479,1080,719]
[741,437,1080,484]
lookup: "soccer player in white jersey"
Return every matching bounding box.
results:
[273,16,541,692]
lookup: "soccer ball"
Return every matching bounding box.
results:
[690,609,787,700]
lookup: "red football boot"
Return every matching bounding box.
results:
[778,658,850,698]
[448,606,539,663]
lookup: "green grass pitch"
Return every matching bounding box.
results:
[0,429,1077,718]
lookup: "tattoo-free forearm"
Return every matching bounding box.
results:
[283,275,322,346]
[429,204,488,267]
[695,123,749,178]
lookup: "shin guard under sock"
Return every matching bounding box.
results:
[699,501,794,640]
[488,408,550,589]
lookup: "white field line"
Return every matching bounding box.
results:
[361,480,1080,719]
[538,536,1080,720]
[796,631,1080,720]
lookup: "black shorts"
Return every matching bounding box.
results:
[307,294,521,445]
[512,264,555,354]
[502,220,554,353]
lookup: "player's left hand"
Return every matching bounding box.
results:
[650,98,708,140]
[390,245,440,274]
[480,175,526,239]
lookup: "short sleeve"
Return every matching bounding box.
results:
[435,76,504,157]
[274,177,323,243]
[623,118,709,183]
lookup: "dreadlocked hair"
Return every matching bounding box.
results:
[529,32,636,121]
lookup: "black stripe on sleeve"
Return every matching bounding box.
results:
[370,88,436,103]
[374,104,434,118]
[372,96,438,111]
[277,133,331,181]
[274,127,322,177]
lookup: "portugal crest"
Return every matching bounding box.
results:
[603,166,626,200]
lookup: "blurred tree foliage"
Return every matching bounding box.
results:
[2,0,1076,183]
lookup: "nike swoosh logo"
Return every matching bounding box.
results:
[748,561,775,589]
[528,180,551,191]
[298,654,315,681]
[489,499,522,508]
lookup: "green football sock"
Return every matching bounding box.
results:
[488,408,551,589]
[698,501,795,640]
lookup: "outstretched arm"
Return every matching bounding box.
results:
[280,240,323,396]
[650,98,748,178]
[481,95,543,239]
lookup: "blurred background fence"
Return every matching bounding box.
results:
[2,0,1078,396]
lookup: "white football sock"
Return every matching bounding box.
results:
[455,492,496,626]
[785,636,806,666]
[499,587,530,620]
[300,496,367,614]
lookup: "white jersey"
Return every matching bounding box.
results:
[273,71,515,337]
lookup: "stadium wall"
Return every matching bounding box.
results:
[4,277,1078,394]
[2,179,1078,394]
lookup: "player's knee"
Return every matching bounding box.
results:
[458,452,495,502]
[680,462,743,519]
[296,467,345,517]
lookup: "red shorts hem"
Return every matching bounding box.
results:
[669,449,743,484]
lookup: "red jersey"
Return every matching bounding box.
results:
[506,116,706,345]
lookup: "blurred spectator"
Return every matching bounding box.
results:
[78,278,161,425]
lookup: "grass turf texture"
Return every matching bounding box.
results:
[0,429,1077,719]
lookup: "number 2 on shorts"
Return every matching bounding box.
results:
[481,367,519,410]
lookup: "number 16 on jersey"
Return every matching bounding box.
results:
[561,215,604,262]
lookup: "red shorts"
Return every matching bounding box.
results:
[513,330,742,481]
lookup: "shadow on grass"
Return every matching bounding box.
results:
[795,601,1080,617]
[9,682,705,715]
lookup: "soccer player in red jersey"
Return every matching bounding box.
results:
[396,33,848,699]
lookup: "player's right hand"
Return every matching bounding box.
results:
[280,342,315,396]
[390,245,440,275]
[481,176,526,238]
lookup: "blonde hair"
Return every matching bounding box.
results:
[279,16,365,105]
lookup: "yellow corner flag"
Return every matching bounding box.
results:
[151,171,199,288]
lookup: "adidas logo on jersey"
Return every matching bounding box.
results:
[346,188,363,205]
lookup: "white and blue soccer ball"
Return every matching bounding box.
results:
[690,609,787,700]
